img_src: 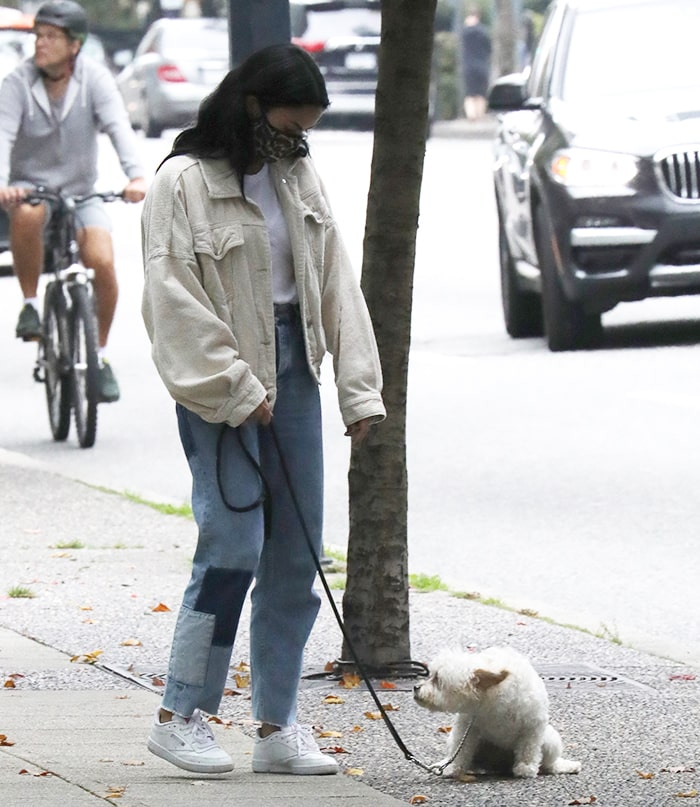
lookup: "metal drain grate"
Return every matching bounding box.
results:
[537,663,653,692]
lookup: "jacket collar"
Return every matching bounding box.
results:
[199,157,298,200]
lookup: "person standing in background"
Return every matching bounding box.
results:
[461,6,492,121]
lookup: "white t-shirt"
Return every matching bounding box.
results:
[244,164,298,305]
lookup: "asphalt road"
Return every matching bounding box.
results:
[1,129,699,669]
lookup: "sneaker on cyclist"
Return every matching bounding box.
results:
[15,303,41,341]
[97,359,120,403]
[252,723,339,775]
[147,708,234,774]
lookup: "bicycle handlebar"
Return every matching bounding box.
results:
[24,187,124,205]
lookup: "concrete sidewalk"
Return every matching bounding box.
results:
[1,452,699,806]
[0,631,403,806]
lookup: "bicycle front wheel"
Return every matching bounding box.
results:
[70,283,100,448]
[42,281,71,441]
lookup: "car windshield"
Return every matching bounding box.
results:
[161,21,229,56]
[560,1,700,119]
[292,9,381,40]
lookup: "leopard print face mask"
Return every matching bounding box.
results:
[252,115,309,163]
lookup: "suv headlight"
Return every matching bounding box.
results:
[548,148,639,190]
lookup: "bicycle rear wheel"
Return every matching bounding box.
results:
[70,283,100,448]
[42,281,71,441]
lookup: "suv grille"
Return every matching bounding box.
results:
[657,148,700,201]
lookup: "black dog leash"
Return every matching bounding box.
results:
[215,419,472,775]
[267,421,475,776]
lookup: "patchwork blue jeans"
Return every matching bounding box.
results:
[162,305,323,726]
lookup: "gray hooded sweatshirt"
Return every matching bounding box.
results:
[0,53,143,194]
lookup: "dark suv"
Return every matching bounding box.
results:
[291,0,380,128]
[489,0,700,351]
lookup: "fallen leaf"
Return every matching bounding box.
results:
[105,785,126,800]
[0,735,15,747]
[351,725,364,733]
[223,688,242,696]
[79,605,93,611]
[234,673,250,688]
[339,673,361,689]
[382,702,399,711]
[121,760,145,766]
[82,619,97,624]
[70,649,103,664]
[4,679,16,688]
[455,773,477,783]
[670,674,696,681]
[637,770,655,779]
[324,661,335,672]
[519,608,539,617]
[409,796,428,804]
[18,769,52,777]
[364,711,382,720]
[207,716,232,727]
[120,638,142,647]
[568,798,596,806]
[318,730,343,738]
[320,745,349,754]
[380,680,396,689]
[151,676,165,687]
[438,726,452,734]
[346,767,364,776]
[674,791,698,799]
[663,767,696,774]
[233,661,250,672]
[151,602,171,612]
[323,694,345,705]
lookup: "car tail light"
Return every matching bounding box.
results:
[292,37,325,53]
[157,64,187,83]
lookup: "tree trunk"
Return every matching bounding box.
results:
[341,0,436,671]
[492,0,518,77]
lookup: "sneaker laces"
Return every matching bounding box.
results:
[289,724,320,755]
[187,710,215,745]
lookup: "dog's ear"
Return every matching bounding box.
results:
[471,668,509,691]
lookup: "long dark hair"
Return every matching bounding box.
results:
[160,43,329,183]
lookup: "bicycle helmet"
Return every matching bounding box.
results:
[34,1,88,44]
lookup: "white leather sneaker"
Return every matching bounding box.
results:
[147,708,234,774]
[252,724,339,775]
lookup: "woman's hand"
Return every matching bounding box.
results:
[345,418,372,446]
[249,398,273,426]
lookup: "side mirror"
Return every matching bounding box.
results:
[488,73,530,112]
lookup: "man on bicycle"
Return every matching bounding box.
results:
[0,0,146,402]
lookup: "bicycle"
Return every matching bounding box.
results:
[28,187,123,449]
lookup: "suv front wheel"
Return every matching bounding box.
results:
[499,215,543,338]
[535,206,601,351]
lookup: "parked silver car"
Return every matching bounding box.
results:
[116,17,229,138]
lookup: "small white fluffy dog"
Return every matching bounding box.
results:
[414,646,581,778]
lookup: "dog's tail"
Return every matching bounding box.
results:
[541,726,581,774]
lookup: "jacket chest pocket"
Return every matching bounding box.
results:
[192,222,247,305]
[192,222,244,260]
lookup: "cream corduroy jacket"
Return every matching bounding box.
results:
[141,154,385,428]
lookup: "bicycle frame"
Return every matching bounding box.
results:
[29,187,122,448]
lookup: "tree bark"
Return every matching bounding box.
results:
[341,0,437,671]
[492,0,519,77]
